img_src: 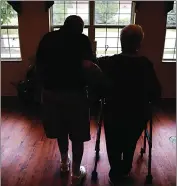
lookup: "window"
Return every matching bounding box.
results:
[95,1,135,57]
[50,1,135,57]
[163,2,176,62]
[1,0,21,60]
[51,1,89,36]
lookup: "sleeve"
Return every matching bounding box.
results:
[145,59,162,104]
[81,35,96,62]
[35,35,48,84]
[82,61,113,98]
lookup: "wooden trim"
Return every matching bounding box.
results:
[89,1,95,54]
[1,96,175,112]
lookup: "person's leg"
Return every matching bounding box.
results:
[122,141,137,175]
[42,89,70,172]
[104,106,123,182]
[122,120,146,175]
[68,91,90,185]
[57,135,70,172]
[105,131,123,181]
[72,141,84,176]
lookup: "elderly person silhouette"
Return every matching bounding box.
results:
[99,24,161,185]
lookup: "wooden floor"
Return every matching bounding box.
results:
[1,108,176,186]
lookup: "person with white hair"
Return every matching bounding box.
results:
[99,24,161,185]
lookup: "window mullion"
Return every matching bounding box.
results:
[89,1,95,54]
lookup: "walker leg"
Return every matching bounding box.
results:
[91,170,98,182]
[146,115,153,184]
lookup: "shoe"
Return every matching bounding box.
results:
[60,154,71,173]
[109,173,131,186]
[71,166,86,186]
[109,177,116,186]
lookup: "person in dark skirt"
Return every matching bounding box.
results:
[98,24,162,185]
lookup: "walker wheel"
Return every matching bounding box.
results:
[91,170,98,182]
[145,174,153,184]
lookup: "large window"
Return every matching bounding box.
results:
[1,1,21,60]
[163,2,176,62]
[51,1,135,57]
[95,1,134,57]
[51,1,89,36]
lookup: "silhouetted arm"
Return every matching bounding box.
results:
[81,36,113,97]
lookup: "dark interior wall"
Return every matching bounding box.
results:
[1,1,176,98]
[135,1,176,98]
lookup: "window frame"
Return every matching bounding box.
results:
[50,1,136,57]
[163,2,176,62]
[1,4,22,62]
[94,1,136,57]
[163,26,176,62]
[50,1,90,32]
[1,25,22,62]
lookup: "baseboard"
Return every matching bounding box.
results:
[1,96,20,109]
[158,98,176,112]
[1,96,176,113]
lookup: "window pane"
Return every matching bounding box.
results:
[9,38,20,47]
[1,29,8,36]
[118,38,121,48]
[7,29,19,37]
[66,2,76,13]
[52,1,89,26]
[165,29,176,39]
[1,28,21,59]
[163,2,176,61]
[95,1,119,25]
[83,28,88,36]
[10,48,21,58]
[52,2,65,14]
[119,2,132,13]
[95,1,133,56]
[106,38,118,47]
[164,38,176,49]
[163,49,176,60]
[106,28,119,37]
[163,28,176,61]
[95,28,106,38]
[95,1,132,25]
[106,48,117,56]
[76,13,89,25]
[118,28,122,36]
[97,48,106,57]
[96,38,106,47]
[119,13,131,25]
[1,1,21,59]
[1,48,10,58]
[77,1,89,14]
[173,48,176,59]
[1,1,18,26]
[1,38,10,48]
[53,13,65,25]
[118,47,122,54]
[95,29,122,54]
[166,2,176,27]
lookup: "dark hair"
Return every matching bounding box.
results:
[64,15,84,33]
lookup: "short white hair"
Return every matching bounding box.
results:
[120,24,144,52]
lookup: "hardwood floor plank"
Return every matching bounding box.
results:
[1,110,176,186]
